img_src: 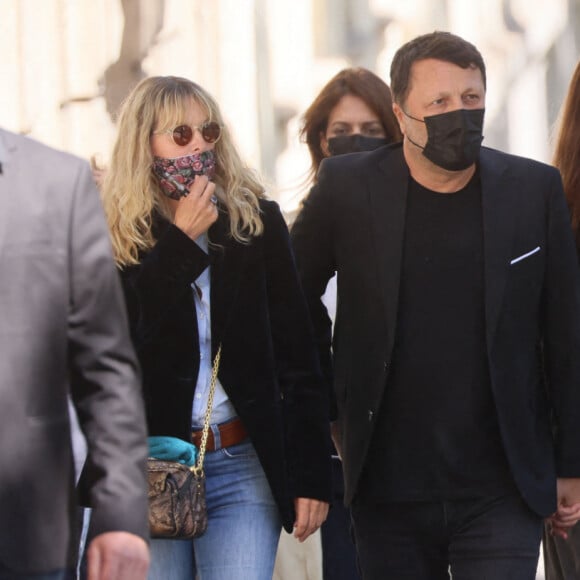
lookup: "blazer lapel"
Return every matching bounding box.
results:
[367,148,409,354]
[368,146,516,355]
[480,149,517,350]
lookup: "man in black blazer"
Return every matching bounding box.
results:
[291,31,580,579]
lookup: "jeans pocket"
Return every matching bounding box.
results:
[221,440,255,459]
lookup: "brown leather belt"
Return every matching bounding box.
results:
[192,417,248,451]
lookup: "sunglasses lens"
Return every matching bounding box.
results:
[202,122,221,143]
[172,125,193,146]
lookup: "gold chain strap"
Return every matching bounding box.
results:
[191,345,222,476]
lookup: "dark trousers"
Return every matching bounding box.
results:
[350,494,543,580]
[321,457,361,579]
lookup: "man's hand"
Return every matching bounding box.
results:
[293,497,329,543]
[546,478,580,540]
[86,531,149,580]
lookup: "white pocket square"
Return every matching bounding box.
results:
[510,246,541,265]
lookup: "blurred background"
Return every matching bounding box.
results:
[1,0,579,216]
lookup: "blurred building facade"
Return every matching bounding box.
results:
[1,0,579,214]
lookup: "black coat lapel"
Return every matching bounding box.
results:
[480,149,516,350]
[368,148,409,354]
[209,207,246,347]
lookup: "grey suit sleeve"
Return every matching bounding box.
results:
[67,162,149,540]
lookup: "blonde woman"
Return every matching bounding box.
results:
[101,76,331,580]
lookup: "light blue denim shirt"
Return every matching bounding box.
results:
[191,234,236,428]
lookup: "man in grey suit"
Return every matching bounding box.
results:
[0,128,150,579]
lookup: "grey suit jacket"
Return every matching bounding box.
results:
[0,129,149,573]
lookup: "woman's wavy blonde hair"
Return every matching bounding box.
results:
[101,76,265,266]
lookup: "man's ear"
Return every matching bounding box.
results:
[392,102,406,136]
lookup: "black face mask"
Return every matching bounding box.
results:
[327,134,389,156]
[404,108,485,171]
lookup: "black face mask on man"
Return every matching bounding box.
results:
[327,134,390,156]
[403,108,485,171]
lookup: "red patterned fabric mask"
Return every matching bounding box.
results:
[152,150,216,199]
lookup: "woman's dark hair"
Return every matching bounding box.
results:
[390,31,486,106]
[553,60,580,252]
[300,67,402,180]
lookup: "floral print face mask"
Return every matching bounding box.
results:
[152,150,216,200]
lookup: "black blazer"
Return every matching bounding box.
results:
[291,143,580,517]
[121,199,332,531]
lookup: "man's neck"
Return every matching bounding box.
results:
[403,141,476,193]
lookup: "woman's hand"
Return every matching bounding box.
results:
[293,497,330,542]
[546,478,580,539]
[173,175,218,240]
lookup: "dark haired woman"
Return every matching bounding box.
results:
[296,67,401,580]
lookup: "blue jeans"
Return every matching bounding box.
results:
[148,440,282,580]
[351,494,543,580]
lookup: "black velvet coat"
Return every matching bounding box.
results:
[120,198,332,531]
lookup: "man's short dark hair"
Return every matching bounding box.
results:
[390,31,486,105]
